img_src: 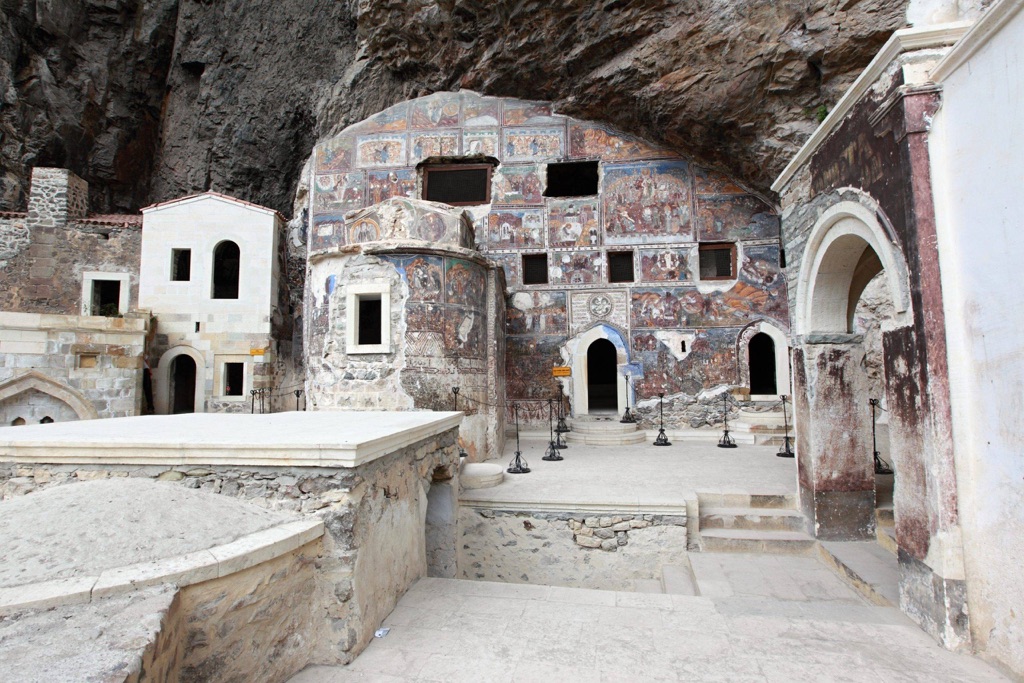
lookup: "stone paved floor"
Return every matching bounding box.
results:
[289,575,1008,683]
[461,436,797,511]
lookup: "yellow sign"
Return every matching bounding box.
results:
[249,348,268,356]
[552,366,572,377]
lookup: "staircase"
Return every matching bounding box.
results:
[696,492,816,554]
[730,407,796,447]
[565,415,646,446]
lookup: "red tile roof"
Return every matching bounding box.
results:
[77,214,143,227]
[141,191,287,222]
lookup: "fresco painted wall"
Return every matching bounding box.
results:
[309,92,788,423]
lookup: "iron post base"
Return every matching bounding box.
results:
[620,408,636,424]
[542,441,564,461]
[507,451,531,474]
[776,436,794,458]
[718,430,738,449]
[653,429,671,446]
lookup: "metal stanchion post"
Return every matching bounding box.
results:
[452,387,469,460]
[653,392,671,446]
[717,391,737,448]
[507,403,531,474]
[620,373,636,424]
[870,398,893,474]
[543,397,563,461]
[776,394,795,458]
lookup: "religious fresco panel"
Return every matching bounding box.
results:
[445,258,486,304]
[491,165,544,206]
[695,195,779,242]
[355,134,407,168]
[503,101,559,126]
[569,291,629,335]
[507,291,568,335]
[382,254,444,303]
[410,131,460,164]
[368,169,416,204]
[462,96,502,127]
[568,122,676,162]
[347,214,383,244]
[547,198,601,248]
[487,209,544,249]
[406,303,446,332]
[632,327,739,396]
[488,253,519,286]
[358,103,409,133]
[313,172,366,216]
[640,247,691,282]
[505,335,565,399]
[502,127,565,162]
[631,288,683,328]
[736,244,788,325]
[462,129,500,157]
[693,166,747,195]
[602,161,693,244]
[550,250,602,285]
[410,95,461,129]
[311,216,345,251]
[444,305,486,359]
[316,138,353,173]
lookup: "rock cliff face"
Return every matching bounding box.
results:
[1,0,911,215]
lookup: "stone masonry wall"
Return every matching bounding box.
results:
[0,425,460,666]
[459,508,689,591]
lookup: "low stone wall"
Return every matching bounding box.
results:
[458,508,689,591]
[0,424,461,666]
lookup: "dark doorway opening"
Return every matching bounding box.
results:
[212,241,240,299]
[748,333,777,395]
[171,355,197,414]
[587,339,618,412]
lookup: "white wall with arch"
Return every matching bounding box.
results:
[560,324,631,416]
[154,345,207,415]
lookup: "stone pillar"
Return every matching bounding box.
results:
[793,339,875,540]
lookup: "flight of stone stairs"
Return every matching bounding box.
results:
[729,407,795,447]
[565,415,646,446]
[696,492,816,554]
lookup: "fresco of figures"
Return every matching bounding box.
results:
[548,199,601,248]
[632,328,739,397]
[488,209,544,248]
[602,161,693,244]
[507,291,568,335]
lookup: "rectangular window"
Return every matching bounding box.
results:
[91,280,122,316]
[357,297,382,345]
[422,164,492,205]
[345,284,391,354]
[522,254,549,285]
[171,249,191,281]
[608,251,635,283]
[544,160,599,197]
[698,244,736,280]
[78,354,98,369]
[224,362,244,396]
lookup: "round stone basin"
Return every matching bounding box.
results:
[461,463,504,490]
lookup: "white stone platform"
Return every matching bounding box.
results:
[0,410,463,468]
[462,435,797,514]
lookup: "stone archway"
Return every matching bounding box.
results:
[791,199,913,541]
[155,346,207,415]
[562,324,630,417]
[0,371,99,422]
[737,321,791,399]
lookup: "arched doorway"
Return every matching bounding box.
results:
[748,333,777,395]
[170,355,198,414]
[587,339,618,412]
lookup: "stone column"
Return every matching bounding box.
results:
[793,338,875,540]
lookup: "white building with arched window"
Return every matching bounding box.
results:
[139,193,286,414]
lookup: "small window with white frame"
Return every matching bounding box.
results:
[81,271,130,317]
[346,283,391,354]
[215,356,249,398]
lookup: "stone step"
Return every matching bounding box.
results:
[460,463,504,490]
[697,492,798,510]
[660,564,698,596]
[566,419,640,435]
[699,507,807,533]
[565,431,647,446]
[699,529,817,555]
[633,578,664,594]
[819,541,899,607]
[876,524,897,556]
[876,506,894,526]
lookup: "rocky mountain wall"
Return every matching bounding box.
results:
[1,0,917,216]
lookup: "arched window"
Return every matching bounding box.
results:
[748,332,777,395]
[11,417,26,426]
[212,241,240,299]
[39,416,54,424]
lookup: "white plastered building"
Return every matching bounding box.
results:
[139,192,285,414]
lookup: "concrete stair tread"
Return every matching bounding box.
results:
[660,564,698,596]
[700,506,804,518]
[567,421,640,434]
[633,578,664,594]
[820,541,899,606]
[701,529,814,541]
[700,507,807,532]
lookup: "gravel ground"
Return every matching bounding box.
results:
[0,478,296,588]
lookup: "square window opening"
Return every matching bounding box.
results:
[91,280,122,316]
[422,164,492,205]
[608,251,635,283]
[357,296,383,346]
[544,161,599,198]
[171,249,192,281]
[699,244,736,280]
[522,254,549,285]
[78,354,98,369]
[224,362,244,396]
